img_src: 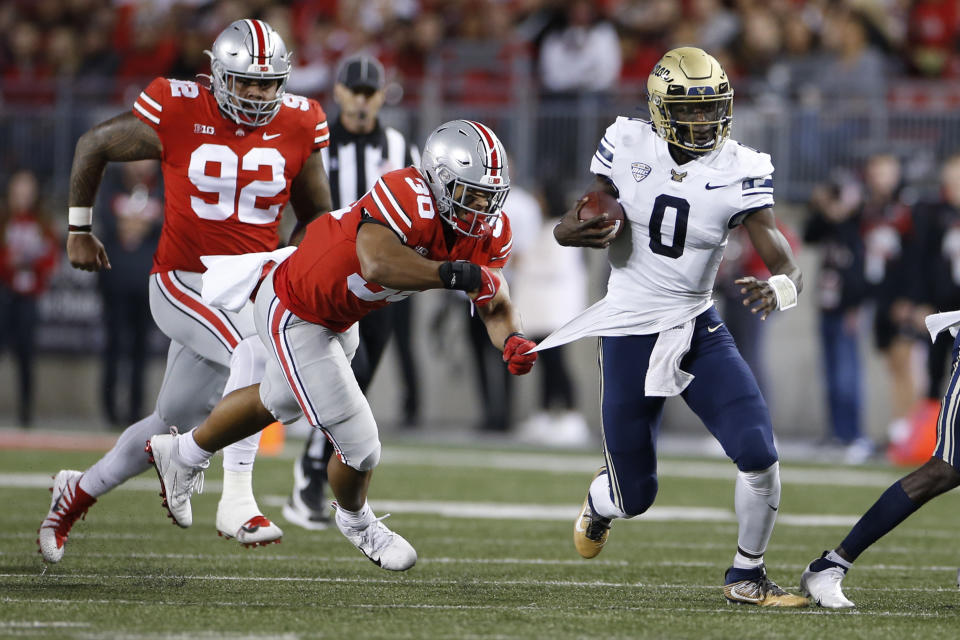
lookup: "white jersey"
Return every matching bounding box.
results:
[534,117,775,351]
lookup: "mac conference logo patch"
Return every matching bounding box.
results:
[631,162,652,182]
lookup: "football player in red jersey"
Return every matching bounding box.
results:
[39,19,333,563]
[144,120,538,571]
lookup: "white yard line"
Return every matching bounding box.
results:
[3,560,957,576]
[265,497,863,528]
[0,617,294,640]
[0,621,91,628]
[3,468,870,527]
[381,448,907,488]
[11,490,864,527]
[4,446,953,532]
[1,475,164,490]
[0,446,912,490]
[0,548,730,567]
[0,574,956,592]
[0,555,631,566]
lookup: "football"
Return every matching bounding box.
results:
[577,191,624,237]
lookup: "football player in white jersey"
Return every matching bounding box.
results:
[547,47,808,607]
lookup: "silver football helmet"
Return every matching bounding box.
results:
[205,19,292,127]
[420,120,510,238]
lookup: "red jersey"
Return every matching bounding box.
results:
[273,166,513,331]
[0,211,59,296]
[131,77,329,273]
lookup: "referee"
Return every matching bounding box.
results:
[283,54,422,531]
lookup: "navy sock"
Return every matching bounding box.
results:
[809,550,848,573]
[840,481,919,561]
[725,565,764,584]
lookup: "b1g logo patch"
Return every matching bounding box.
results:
[631,162,652,182]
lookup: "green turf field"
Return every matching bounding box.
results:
[2,442,959,639]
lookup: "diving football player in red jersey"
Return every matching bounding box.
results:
[39,19,332,563]
[145,120,537,571]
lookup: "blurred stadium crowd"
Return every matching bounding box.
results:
[1,0,957,104]
[3,0,960,191]
[2,0,960,459]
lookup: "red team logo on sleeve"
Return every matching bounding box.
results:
[273,166,513,332]
[131,77,329,274]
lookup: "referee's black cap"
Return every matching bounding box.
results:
[336,54,385,92]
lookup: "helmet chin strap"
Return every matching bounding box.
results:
[670,123,721,161]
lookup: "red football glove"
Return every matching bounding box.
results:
[472,266,500,307]
[503,333,538,375]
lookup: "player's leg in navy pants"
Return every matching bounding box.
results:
[599,307,778,518]
[681,307,778,473]
[598,333,665,517]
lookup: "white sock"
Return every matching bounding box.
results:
[733,552,765,570]
[826,550,853,570]
[219,468,258,507]
[336,501,373,527]
[589,471,627,520]
[734,462,780,563]
[218,336,269,472]
[80,411,168,497]
[177,428,214,466]
[222,432,261,472]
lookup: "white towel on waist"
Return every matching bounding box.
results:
[644,319,695,397]
[925,310,960,343]
[200,247,296,312]
[530,297,713,353]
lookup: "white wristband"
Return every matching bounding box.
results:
[68,206,93,227]
[768,274,798,311]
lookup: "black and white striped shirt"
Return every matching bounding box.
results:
[321,118,421,210]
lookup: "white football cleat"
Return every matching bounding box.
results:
[800,561,855,609]
[216,498,283,548]
[334,505,417,571]
[145,430,208,528]
[37,470,96,563]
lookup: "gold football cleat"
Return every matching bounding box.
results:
[723,566,810,607]
[573,467,612,559]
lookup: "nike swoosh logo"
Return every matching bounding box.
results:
[575,518,587,534]
[263,132,281,140]
[707,323,724,333]
[768,504,779,512]
[705,183,726,190]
